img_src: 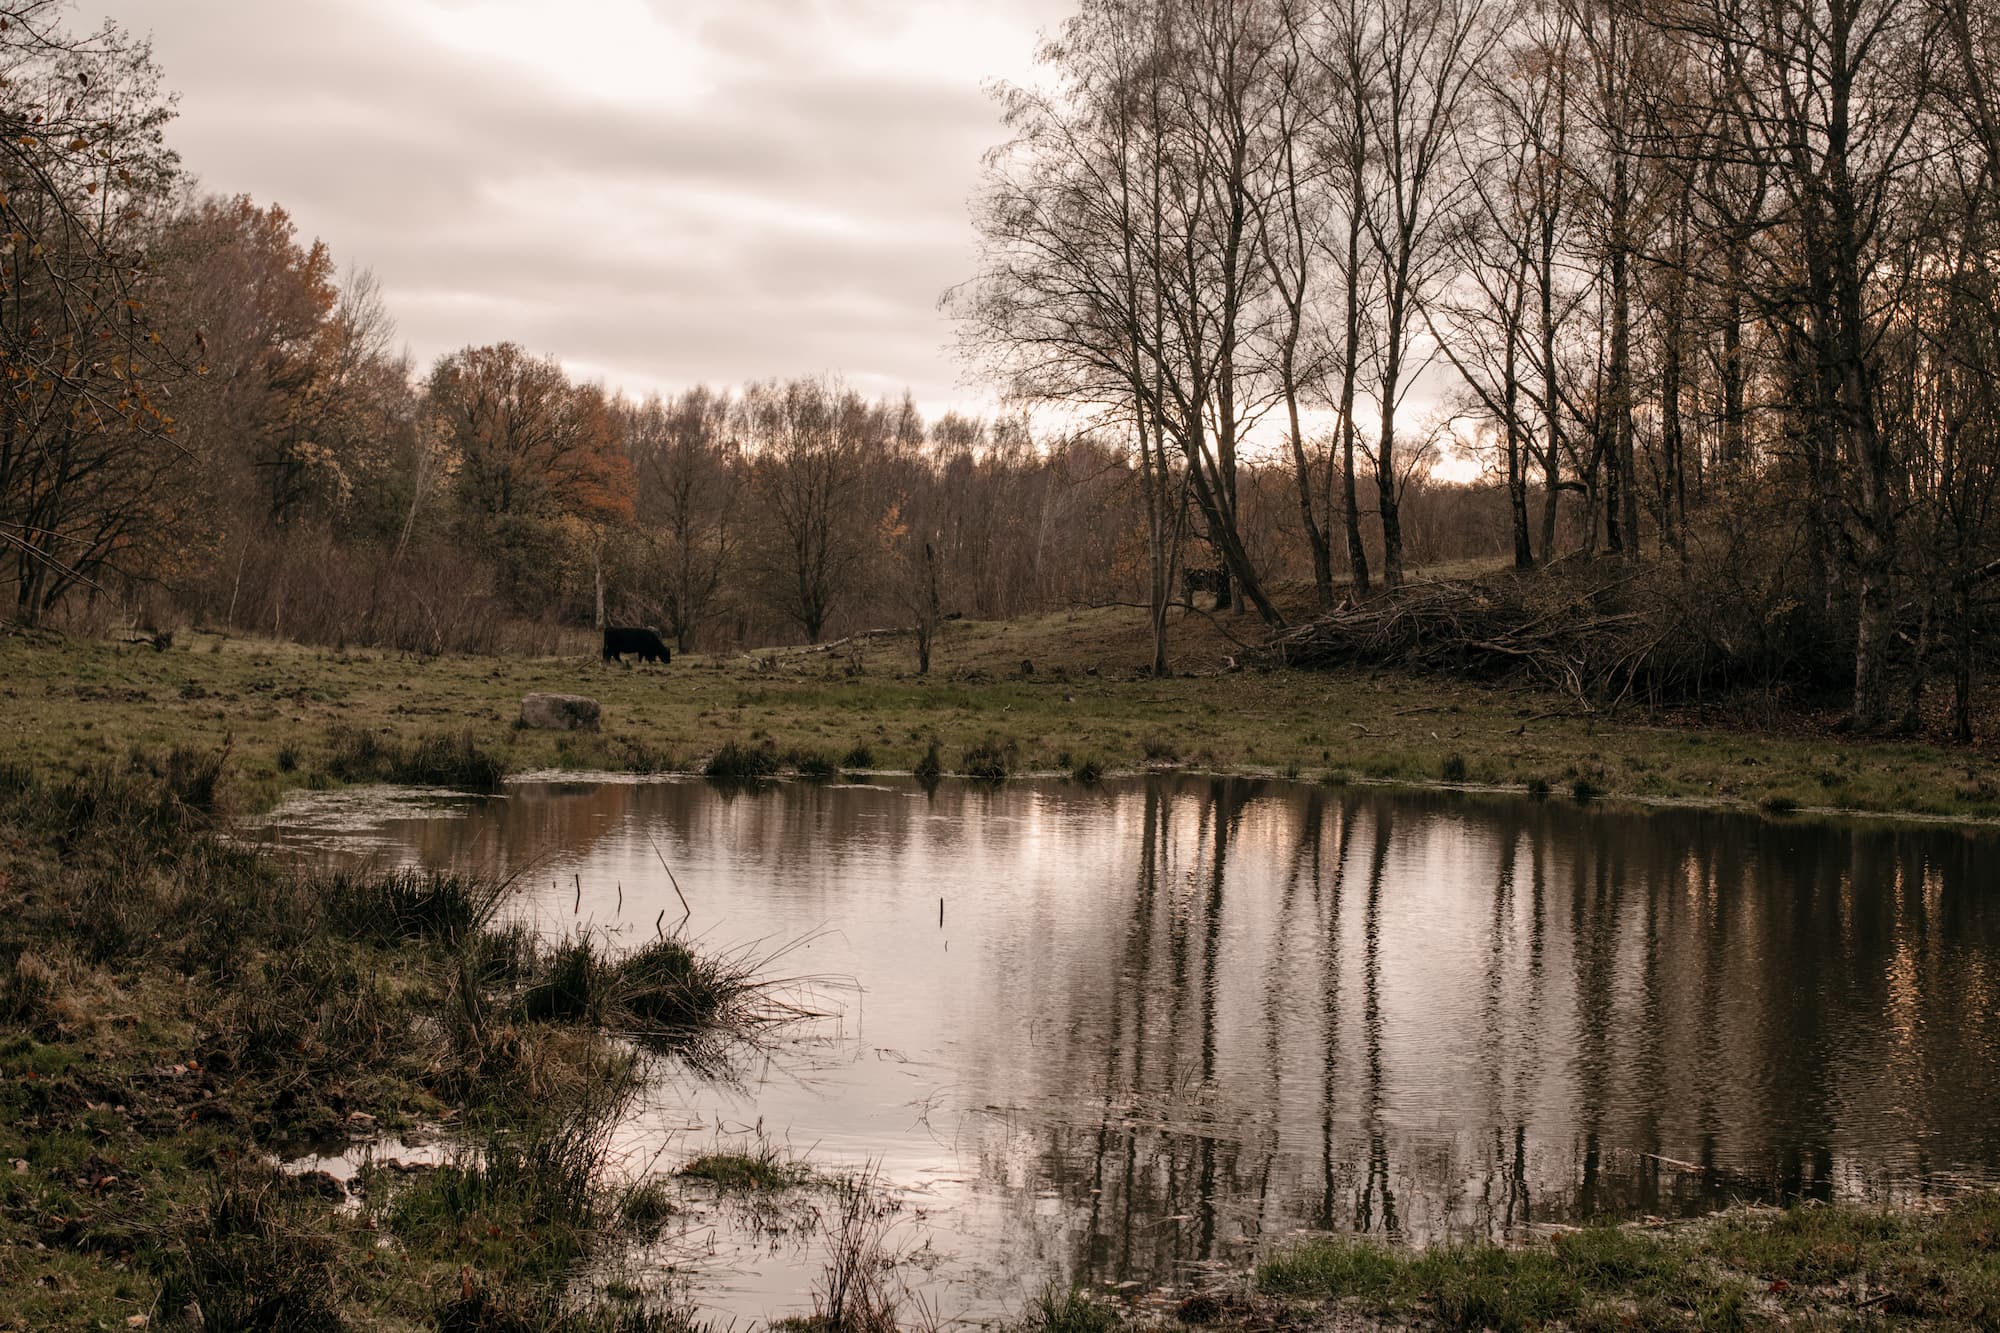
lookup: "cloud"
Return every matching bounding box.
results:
[84,0,1074,411]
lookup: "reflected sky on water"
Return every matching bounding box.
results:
[263,775,2000,1321]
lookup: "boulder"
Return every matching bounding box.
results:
[520,693,601,732]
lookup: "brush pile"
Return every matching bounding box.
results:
[1259,558,1840,710]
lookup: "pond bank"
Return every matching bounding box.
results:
[4,605,1997,823]
[0,760,764,1331]
[1024,1194,2000,1332]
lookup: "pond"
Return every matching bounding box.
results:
[263,774,2000,1323]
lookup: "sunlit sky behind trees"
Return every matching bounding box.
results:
[85,0,1073,414]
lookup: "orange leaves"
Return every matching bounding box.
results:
[427,342,636,526]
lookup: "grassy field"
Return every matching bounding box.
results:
[4,610,2000,1328]
[3,604,1995,821]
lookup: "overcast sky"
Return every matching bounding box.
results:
[82,0,1075,413]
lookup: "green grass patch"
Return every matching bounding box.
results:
[3,612,1995,820]
[678,1146,808,1191]
[1253,1198,2000,1330]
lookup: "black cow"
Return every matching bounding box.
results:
[602,626,672,665]
[1181,565,1227,610]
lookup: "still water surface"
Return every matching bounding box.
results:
[267,775,2000,1320]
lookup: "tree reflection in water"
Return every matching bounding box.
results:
[268,775,2000,1307]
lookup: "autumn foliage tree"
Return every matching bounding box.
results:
[423,342,632,611]
[0,6,184,622]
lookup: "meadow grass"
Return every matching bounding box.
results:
[4,603,1995,821]
[1247,1197,2000,1330]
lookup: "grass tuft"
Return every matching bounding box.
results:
[794,750,839,782]
[1021,1282,1121,1333]
[516,931,809,1071]
[961,735,1017,782]
[321,867,513,948]
[704,738,779,784]
[324,723,505,791]
[679,1142,807,1191]
[914,738,942,786]
[154,1158,347,1333]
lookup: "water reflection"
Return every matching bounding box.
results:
[266,775,2000,1315]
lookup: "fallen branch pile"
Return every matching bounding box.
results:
[1257,563,1822,710]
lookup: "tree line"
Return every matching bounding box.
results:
[956,0,2000,733]
[0,1,1520,665]
[7,1,1995,733]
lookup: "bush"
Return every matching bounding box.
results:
[1260,533,1851,710]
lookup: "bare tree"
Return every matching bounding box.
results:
[742,377,867,643]
[627,388,738,652]
[1358,0,1493,588]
